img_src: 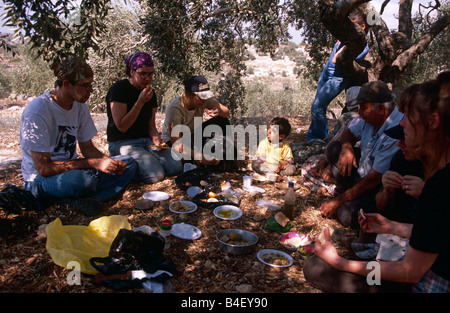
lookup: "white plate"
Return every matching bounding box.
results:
[169,200,197,214]
[171,223,202,240]
[187,186,203,198]
[213,205,242,220]
[243,186,265,193]
[255,199,281,211]
[143,191,170,201]
[257,249,293,268]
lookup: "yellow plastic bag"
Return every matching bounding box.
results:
[45,215,131,275]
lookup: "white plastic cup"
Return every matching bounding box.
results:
[266,172,278,182]
[243,175,253,188]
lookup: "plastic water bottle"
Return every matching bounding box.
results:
[160,219,172,250]
[282,182,295,219]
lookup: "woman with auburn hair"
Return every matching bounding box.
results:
[304,77,450,293]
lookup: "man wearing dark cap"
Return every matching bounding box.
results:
[319,80,404,229]
[162,75,230,166]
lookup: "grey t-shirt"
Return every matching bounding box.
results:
[161,97,214,142]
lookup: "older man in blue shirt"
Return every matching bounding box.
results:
[320,80,404,228]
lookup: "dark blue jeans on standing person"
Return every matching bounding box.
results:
[307,71,348,140]
[24,155,138,203]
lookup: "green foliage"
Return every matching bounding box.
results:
[243,75,316,118]
[140,0,291,118]
[216,72,247,120]
[396,3,450,90]
[86,3,147,111]
[2,0,449,118]
[9,47,54,97]
[0,33,18,60]
[0,64,13,98]
[2,0,110,63]
[287,0,335,81]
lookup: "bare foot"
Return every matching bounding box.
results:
[321,167,336,183]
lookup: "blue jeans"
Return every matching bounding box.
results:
[24,155,137,202]
[307,72,347,140]
[109,138,182,184]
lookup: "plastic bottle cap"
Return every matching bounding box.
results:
[288,182,294,188]
[160,219,172,230]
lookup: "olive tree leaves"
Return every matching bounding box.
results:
[2,0,110,64]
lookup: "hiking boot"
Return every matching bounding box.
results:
[62,197,103,217]
[0,184,45,214]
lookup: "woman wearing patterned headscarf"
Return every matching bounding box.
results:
[106,52,182,183]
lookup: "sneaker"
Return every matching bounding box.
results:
[62,197,103,217]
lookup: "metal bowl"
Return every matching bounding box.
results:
[216,229,258,256]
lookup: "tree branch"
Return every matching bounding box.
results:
[398,0,413,41]
[385,13,450,84]
[319,0,371,83]
[380,0,390,15]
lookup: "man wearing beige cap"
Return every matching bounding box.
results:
[319,80,404,229]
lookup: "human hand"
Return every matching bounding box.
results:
[205,108,220,117]
[314,227,341,266]
[310,159,328,178]
[319,199,342,217]
[95,157,126,175]
[276,161,289,173]
[152,136,161,147]
[200,154,219,166]
[337,147,357,176]
[382,171,403,191]
[358,212,391,234]
[401,175,424,199]
[137,85,153,105]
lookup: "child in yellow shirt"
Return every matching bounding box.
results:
[252,117,296,178]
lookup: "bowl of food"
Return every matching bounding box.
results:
[169,200,197,214]
[279,232,312,251]
[216,229,258,255]
[257,249,293,268]
[213,205,242,220]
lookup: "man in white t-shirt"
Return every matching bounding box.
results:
[20,58,137,216]
[161,75,230,166]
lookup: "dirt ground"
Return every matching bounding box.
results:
[0,103,355,294]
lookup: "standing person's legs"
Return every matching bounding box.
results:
[307,77,346,140]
